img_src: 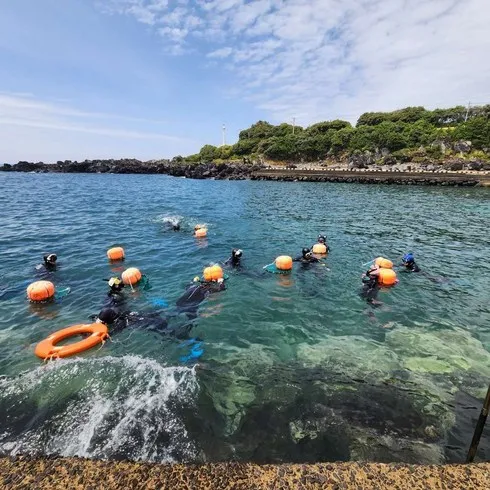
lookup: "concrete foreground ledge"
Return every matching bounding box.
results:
[1,456,490,489]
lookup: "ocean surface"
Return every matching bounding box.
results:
[1,172,490,464]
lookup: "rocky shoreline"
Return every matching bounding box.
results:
[2,159,490,186]
[0,159,260,180]
[1,456,489,490]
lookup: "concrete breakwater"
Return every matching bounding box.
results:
[252,169,490,186]
[1,456,490,489]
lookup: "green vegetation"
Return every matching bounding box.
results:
[186,105,490,164]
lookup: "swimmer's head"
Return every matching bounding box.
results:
[44,253,57,265]
[108,276,124,292]
[96,307,119,325]
[302,247,312,259]
[317,235,327,244]
[232,248,243,259]
[403,253,414,264]
[193,276,201,283]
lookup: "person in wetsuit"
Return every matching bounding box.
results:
[224,248,243,268]
[94,306,180,336]
[293,247,321,264]
[35,253,57,276]
[167,219,181,231]
[361,264,381,304]
[104,276,127,307]
[401,253,420,272]
[175,277,226,320]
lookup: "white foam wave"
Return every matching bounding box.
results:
[0,355,199,462]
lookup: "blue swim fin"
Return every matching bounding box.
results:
[151,298,169,308]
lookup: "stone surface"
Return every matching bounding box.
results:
[1,456,489,489]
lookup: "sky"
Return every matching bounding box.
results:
[0,0,489,163]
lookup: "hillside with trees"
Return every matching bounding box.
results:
[184,105,490,169]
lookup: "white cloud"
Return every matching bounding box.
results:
[207,47,233,59]
[102,0,490,125]
[0,93,195,162]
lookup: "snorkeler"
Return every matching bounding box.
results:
[400,252,420,272]
[224,248,243,268]
[175,277,225,320]
[103,276,126,306]
[95,306,175,336]
[36,253,57,274]
[360,264,381,304]
[293,248,321,264]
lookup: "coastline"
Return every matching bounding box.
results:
[2,159,490,186]
[2,456,490,489]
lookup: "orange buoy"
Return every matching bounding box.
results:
[34,323,109,360]
[107,247,125,261]
[27,281,55,302]
[195,228,207,238]
[375,257,393,269]
[122,267,142,285]
[203,264,224,282]
[312,243,327,254]
[378,268,397,286]
[275,255,293,271]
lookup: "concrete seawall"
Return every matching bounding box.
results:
[252,169,490,186]
[1,456,490,489]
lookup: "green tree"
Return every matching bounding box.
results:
[306,120,351,135]
[199,144,219,162]
[330,128,354,154]
[238,121,275,140]
[453,117,490,149]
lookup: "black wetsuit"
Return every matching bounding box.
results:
[175,281,226,319]
[293,255,320,264]
[224,256,241,268]
[35,262,57,279]
[402,260,420,272]
[105,289,127,308]
[361,270,379,303]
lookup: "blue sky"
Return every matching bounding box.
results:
[0,0,489,162]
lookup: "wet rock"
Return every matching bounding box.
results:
[453,140,472,153]
[466,160,483,171]
[443,160,464,171]
[348,151,375,169]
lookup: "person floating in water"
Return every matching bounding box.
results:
[104,276,126,306]
[224,248,243,268]
[293,248,321,264]
[168,219,181,231]
[176,276,225,320]
[36,253,57,274]
[94,306,180,336]
[401,252,420,272]
[314,234,330,252]
[361,263,381,304]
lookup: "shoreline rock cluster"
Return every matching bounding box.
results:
[0,159,261,180]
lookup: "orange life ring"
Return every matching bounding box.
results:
[34,323,109,360]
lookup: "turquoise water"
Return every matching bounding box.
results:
[1,172,490,463]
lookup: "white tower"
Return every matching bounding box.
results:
[222,124,226,146]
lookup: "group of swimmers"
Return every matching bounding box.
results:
[31,245,243,350]
[361,252,420,304]
[29,227,421,360]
